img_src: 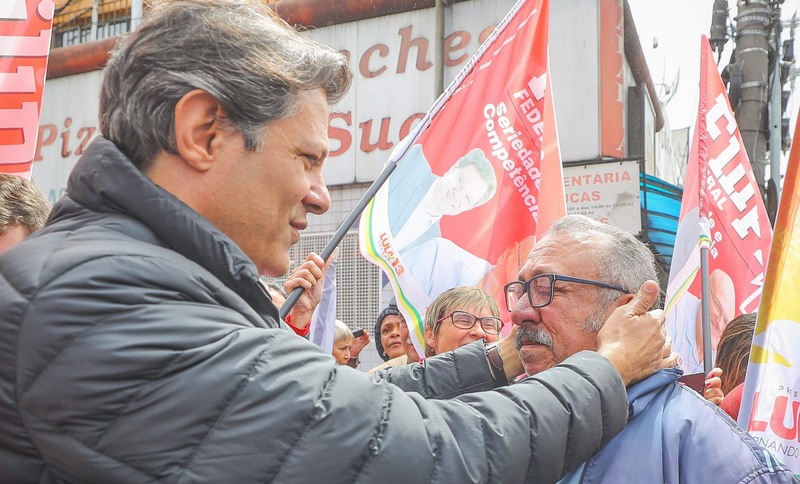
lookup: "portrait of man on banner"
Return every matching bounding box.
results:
[667,207,736,371]
[386,143,498,299]
[389,144,497,252]
[359,0,563,352]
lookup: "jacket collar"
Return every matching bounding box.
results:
[65,136,280,324]
[627,367,683,418]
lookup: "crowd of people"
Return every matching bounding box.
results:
[0,0,796,482]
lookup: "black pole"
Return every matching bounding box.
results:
[700,246,713,376]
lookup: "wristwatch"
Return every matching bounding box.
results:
[485,342,509,386]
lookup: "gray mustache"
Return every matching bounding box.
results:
[515,327,554,350]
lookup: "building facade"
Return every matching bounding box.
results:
[37,0,685,369]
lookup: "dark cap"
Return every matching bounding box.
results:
[374,305,401,361]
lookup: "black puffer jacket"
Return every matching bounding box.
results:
[0,138,628,483]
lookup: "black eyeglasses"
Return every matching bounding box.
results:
[436,311,504,335]
[503,273,631,311]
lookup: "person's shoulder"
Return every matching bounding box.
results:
[367,354,409,375]
[625,371,718,425]
[4,211,200,300]
[663,379,727,416]
[661,382,797,479]
[719,382,744,420]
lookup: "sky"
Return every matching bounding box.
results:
[628,0,800,131]
[628,0,800,183]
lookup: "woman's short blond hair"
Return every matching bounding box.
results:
[424,286,499,355]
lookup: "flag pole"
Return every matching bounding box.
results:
[698,35,713,377]
[280,0,530,319]
[700,247,713,375]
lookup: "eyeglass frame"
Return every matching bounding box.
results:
[435,310,504,335]
[503,273,631,312]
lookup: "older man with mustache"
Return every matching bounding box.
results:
[506,215,795,483]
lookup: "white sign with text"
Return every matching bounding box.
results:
[563,160,642,234]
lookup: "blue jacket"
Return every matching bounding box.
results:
[560,368,798,483]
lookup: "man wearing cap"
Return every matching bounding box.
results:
[368,305,420,373]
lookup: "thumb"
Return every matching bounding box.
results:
[628,280,659,316]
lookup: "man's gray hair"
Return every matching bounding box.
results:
[99,0,352,170]
[546,215,659,330]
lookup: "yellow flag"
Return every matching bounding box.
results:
[737,107,800,476]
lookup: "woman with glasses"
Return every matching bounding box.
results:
[424,286,504,356]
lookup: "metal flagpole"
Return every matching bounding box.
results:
[700,246,713,376]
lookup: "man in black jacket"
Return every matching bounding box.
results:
[0,1,673,482]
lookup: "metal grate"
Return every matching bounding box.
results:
[263,184,388,371]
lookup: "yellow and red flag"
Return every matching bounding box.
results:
[358,0,565,354]
[665,36,773,373]
[737,111,800,476]
[0,0,54,179]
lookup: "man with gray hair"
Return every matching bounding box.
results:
[0,1,672,482]
[0,173,51,253]
[507,214,794,482]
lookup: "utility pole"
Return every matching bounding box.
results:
[712,0,794,222]
[768,3,783,218]
[734,0,771,198]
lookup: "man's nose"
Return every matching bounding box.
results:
[304,174,331,215]
[511,299,541,327]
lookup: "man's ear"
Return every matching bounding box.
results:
[601,292,635,323]
[614,293,636,309]
[173,89,228,172]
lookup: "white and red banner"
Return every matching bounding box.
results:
[665,36,773,373]
[0,0,54,179]
[737,114,800,476]
[359,0,565,354]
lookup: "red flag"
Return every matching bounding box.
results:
[665,36,773,373]
[359,0,565,352]
[0,0,55,179]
